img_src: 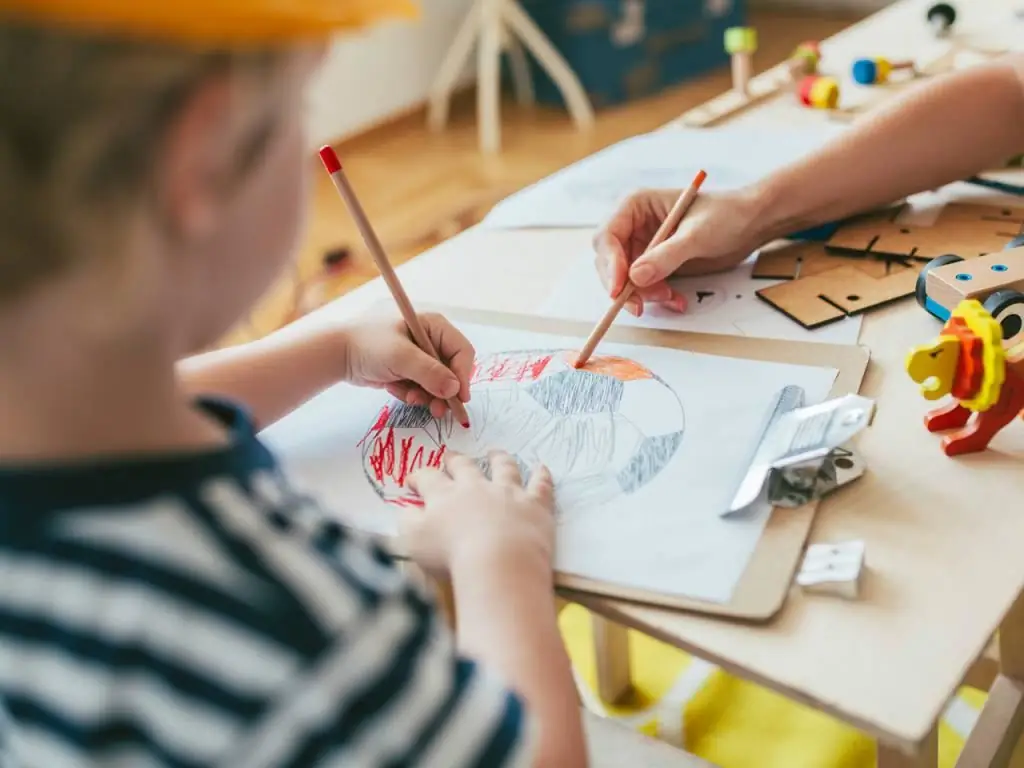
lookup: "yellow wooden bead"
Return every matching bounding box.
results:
[724,27,757,54]
[808,76,839,109]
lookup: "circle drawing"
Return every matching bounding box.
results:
[358,349,686,512]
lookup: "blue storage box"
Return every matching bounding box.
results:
[514,0,747,109]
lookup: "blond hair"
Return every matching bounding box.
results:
[0,20,290,302]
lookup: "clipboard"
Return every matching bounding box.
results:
[428,305,871,623]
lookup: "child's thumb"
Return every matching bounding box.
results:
[628,237,692,288]
[401,353,461,400]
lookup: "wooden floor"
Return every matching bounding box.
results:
[224,10,860,347]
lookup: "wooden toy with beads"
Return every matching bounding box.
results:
[798,75,839,109]
[680,39,823,127]
[851,56,916,85]
[724,27,757,95]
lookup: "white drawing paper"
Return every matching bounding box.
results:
[540,253,864,345]
[261,322,838,604]
[481,124,847,230]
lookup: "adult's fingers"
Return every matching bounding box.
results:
[407,467,450,499]
[422,313,476,403]
[593,229,628,298]
[489,451,523,487]
[628,234,696,289]
[526,464,555,507]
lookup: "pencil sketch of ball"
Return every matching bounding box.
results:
[358,349,685,513]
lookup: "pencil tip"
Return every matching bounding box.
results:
[460,420,470,429]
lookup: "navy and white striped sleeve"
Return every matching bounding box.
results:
[221,584,535,768]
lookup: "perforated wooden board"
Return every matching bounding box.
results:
[756,263,919,329]
[824,202,1024,261]
[753,240,899,280]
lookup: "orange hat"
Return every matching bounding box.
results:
[0,0,418,47]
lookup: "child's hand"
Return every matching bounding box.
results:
[342,311,475,419]
[593,187,764,316]
[401,452,556,576]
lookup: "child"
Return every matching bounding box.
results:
[593,54,1024,315]
[0,3,586,766]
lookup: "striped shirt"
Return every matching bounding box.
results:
[0,398,532,767]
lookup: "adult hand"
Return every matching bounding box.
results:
[593,187,764,316]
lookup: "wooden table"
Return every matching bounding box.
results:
[282,0,1024,764]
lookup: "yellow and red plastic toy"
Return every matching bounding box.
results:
[906,299,1024,455]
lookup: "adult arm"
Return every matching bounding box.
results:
[751,55,1024,243]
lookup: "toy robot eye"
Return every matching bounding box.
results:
[983,290,1024,350]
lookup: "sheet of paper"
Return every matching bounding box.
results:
[481,124,847,230]
[261,322,838,604]
[540,253,864,345]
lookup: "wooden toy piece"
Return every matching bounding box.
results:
[756,263,919,329]
[796,541,866,600]
[825,202,1024,262]
[851,56,915,85]
[680,43,824,127]
[786,40,821,79]
[753,239,897,280]
[906,299,1024,456]
[724,27,757,96]
[798,75,839,110]
[916,247,1024,343]
[927,2,956,37]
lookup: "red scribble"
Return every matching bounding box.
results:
[471,352,553,384]
[359,404,446,505]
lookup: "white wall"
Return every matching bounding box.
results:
[307,0,476,146]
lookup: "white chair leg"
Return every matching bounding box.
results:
[592,615,633,705]
[427,1,483,132]
[501,0,595,130]
[477,0,504,153]
[505,34,535,106]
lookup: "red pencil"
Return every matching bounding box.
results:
[318,146,471,429]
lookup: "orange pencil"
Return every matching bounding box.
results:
[573,170,708,368]
[318,146,471,429]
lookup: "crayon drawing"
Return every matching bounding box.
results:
[358,350,686,515]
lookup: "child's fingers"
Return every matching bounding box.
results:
[488,451,522,487]
[444,452,483,481]
[421,313,476,403]
[526,465,554,506]
[407,467,449,498]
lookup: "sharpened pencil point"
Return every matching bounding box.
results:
[460,420,470,429]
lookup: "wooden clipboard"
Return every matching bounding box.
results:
[429,305,872,623]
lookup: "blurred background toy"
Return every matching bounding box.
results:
[798,74,839,108]
[851,56,915,85]
[725,26,758,95]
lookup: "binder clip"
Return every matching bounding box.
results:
[725,386,875,517]
[796,540,866,599]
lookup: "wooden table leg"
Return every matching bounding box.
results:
[878,727,938,768]
[592,614,633,705]
[956,591,1024,767]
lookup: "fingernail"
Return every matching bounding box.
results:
[441,379,459,398]
[631,264,653,286]
[670,295,687,313]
